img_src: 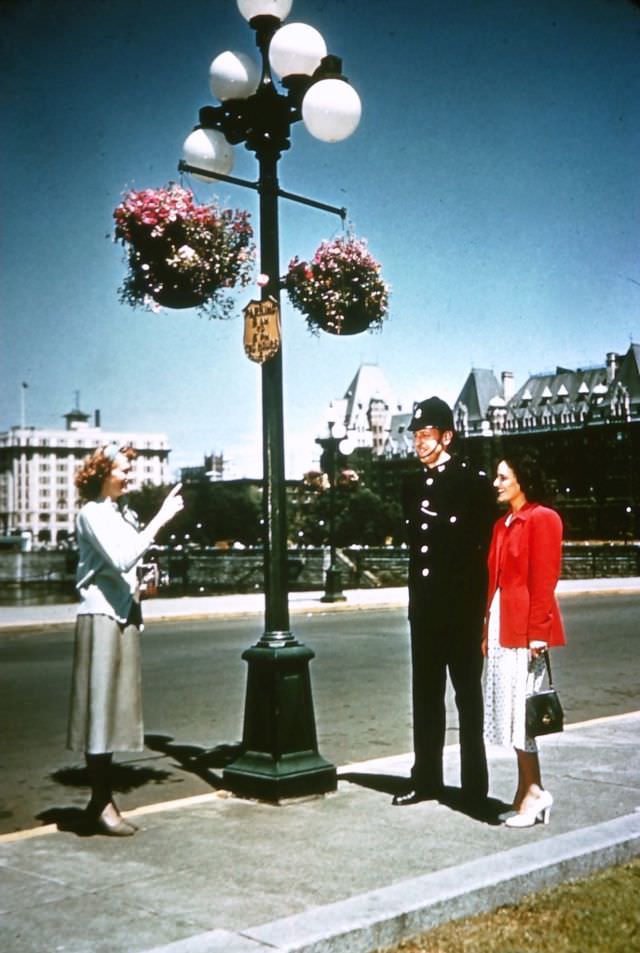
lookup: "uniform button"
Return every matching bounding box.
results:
[449,516,457,523]
[426,477,434,486]
[421,522,429,530]
[421,567,430,577]
[421,499,430,507]
[421,545,428,553]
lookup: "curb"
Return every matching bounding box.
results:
[141,812,640,953]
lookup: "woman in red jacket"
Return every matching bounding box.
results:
[482,452,566,828]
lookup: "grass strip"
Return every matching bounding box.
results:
[375,857,640,953]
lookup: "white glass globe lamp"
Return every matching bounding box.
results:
[269,23,327,78]
[182,128,234,180]
[302,79,362,142]
[237,0,292,23]
[209,51,260,101]
[340,435,357,456]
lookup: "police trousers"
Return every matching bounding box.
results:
[409,615,488,800]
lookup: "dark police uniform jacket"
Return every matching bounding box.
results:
[402,457,496,634]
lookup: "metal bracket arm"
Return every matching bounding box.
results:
[177,160,347,220]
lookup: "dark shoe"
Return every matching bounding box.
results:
[460,793,491,820]
[461,789,489,808]
[392,789,439,806]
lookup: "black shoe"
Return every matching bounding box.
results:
[392,788,439,806]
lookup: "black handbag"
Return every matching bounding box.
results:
[525,650,564,737]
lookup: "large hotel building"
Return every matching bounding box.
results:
[0,405,170,546]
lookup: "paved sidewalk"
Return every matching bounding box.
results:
[1,713,639,953]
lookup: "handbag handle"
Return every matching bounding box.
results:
[540,648,555,687]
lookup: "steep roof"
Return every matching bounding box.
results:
[342,364,396,425]
[455,368,502,422]
[615,344,640,405]
[509,365,607,409]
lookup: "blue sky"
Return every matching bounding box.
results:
[2,0,639,477]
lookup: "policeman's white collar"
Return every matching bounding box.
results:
[424,453,451,471]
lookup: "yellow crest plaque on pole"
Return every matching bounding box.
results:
[243,297,281,364]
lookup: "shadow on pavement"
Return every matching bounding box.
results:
[338,770,411,796]
[40,761,176,836]
[438,785,506,825]
[144,733,241,787]
[339,772,506,825]
[52,760,173,793]
[36,806,98,837]
[37,738,242,835]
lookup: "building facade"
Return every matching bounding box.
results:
[372,345,640,541]
[0,406,171,546]
[452,348,638,438]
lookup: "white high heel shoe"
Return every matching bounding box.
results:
[504,789,553,828]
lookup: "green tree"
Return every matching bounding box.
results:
[126,481,262,546]
[291,477,403,548]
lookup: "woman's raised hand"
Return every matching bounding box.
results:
[158,483,184,525]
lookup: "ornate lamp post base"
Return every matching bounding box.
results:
[320,565,346,603]
[222,640,337,800]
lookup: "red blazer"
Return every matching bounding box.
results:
[486,503,566,649]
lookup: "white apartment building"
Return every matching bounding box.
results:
[0,406,171,546]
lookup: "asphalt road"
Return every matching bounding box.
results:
[0,592,637,834]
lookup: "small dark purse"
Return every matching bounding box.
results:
[525,650,564,737]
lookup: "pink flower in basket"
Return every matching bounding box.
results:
[113,184,255,318]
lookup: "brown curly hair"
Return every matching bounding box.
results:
[75,445,137,502]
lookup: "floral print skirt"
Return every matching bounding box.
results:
[483,592,545,753]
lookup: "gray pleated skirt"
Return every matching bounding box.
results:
[67,613,144,754]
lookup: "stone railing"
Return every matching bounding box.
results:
[1,542,639,599]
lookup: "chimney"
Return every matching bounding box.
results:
[94,409,101,428]
[501,370,514,402]
[606,352,618,384]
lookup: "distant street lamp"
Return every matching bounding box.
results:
[316,414,349,603]
[178,0,361,800]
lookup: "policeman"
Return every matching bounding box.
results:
[394,396,496,808]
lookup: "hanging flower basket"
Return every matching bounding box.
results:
[113,184,255,318]
[284,236,390,336]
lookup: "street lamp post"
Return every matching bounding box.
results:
[178,0,361,800]
[316,419,347,603]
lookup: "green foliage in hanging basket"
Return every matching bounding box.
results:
[113,184,255,318]
[284,236,390,336]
